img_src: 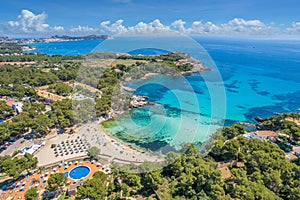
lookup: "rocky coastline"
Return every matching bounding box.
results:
[130,95,150,108]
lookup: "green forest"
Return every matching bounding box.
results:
[72,124,300,200]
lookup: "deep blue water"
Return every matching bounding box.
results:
[28,40,104,55]
[128,48,169,55]
[29,37,300,152]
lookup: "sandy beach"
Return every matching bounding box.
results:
[78,121,164,163]
[34,121,163,167]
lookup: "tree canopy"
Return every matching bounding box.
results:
[47,173,67,192]
[25,187,39,200]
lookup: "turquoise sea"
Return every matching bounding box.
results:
[29,37,300,153]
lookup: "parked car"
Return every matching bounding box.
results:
[9,138,17,142]
[0,146,7,151]
[57,129,65,134]
[23,134,33,140]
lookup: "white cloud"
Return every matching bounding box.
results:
[6,9,50,33]
[52,26,64,32]
[7,21,19,27]
[171,19,186,33]
[1,9,300,38]
[286,22,300,33]
[127,19,171,34]
[218,18,276,35]
[187,21,220,34]
[70,25,97,33]
[228,18,265,27]
[99,20,127,34]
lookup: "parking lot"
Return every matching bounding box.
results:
[0,138,33,156]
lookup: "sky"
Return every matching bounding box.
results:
[0,0,299,38]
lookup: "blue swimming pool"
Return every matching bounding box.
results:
[68,166,90,180]
[63,172,68,177]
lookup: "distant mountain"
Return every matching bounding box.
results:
[18,34,113,45]
[50,34,112,40]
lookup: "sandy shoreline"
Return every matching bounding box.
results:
[82,121,164,162]
[34,120,163,167]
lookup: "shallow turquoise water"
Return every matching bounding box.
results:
[29,37,300,153]
[101,37,300,152]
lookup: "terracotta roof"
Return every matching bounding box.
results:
[6,101,16,107]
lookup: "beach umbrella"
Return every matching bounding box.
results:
[92,160,95,164]
[75,161,78,164]
[69,162,72,165]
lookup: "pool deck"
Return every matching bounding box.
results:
[1,161,107,200]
